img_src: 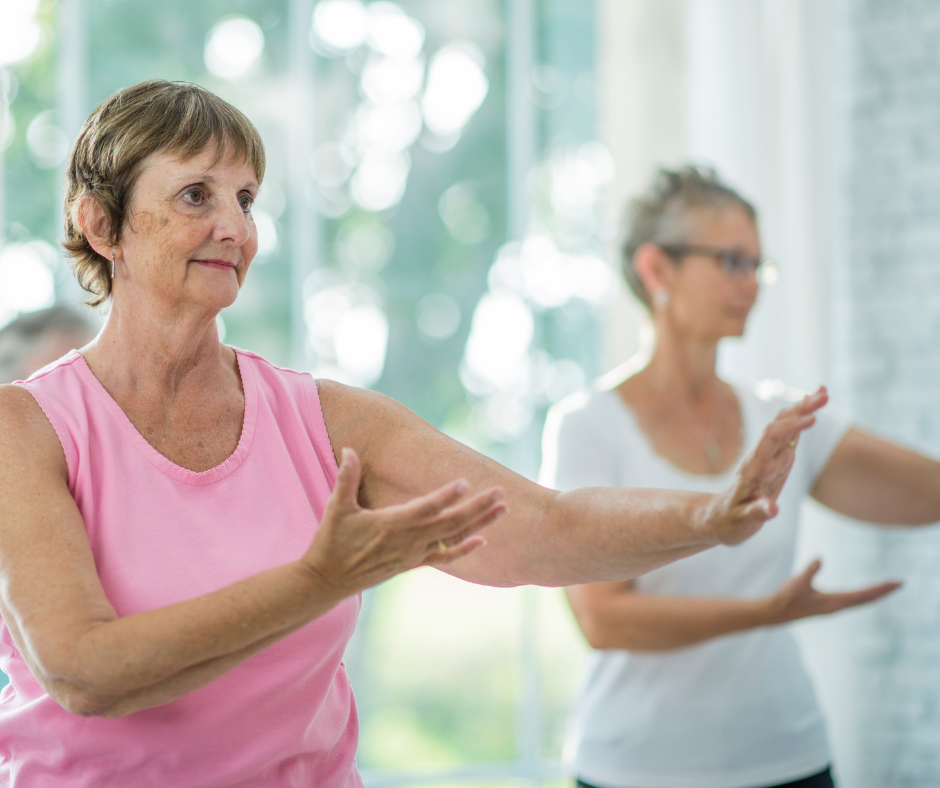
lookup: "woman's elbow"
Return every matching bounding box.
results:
[573,612,624,650]
[48,679,124,717]
[33,651,127,717]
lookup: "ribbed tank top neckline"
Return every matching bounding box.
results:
[69,347,259,487]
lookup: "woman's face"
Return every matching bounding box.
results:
[117,145,260,314]
[664,206,761,341]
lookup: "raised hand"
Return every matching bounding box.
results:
[701,387,829,545]
[765,558,902,624]
[302,448,507,595]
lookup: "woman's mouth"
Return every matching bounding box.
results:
[194,259,237,271]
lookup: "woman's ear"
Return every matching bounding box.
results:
[633,242,675,300]
[75,196,115,259]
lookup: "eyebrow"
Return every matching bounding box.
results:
[174,173,260,191]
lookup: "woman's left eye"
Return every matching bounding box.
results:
[239,195,254,212]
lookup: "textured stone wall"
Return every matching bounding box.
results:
[840,1,940,784]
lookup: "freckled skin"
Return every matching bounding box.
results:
[79,146,262,472]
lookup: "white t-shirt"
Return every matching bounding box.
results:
[540,380,851,788]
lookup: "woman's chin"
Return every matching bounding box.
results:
[192,286,239,312]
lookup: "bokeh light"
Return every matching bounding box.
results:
[26,111,69,169]
[311,0,369,53]
[334,303,389,386]
[0,0,42,66]
[0,241,56,314]
[311,142,356,189]
[355,101,422,154]
[336,221,395,273]
[461,291,533,394]
[252,209,279,261]
[416,293,461,341]
[438,182,490,244]
[204,16,265,80]
[366,2,425,59]
[361,55,425,104]
[422,42,489,137]
[350,152,410,212]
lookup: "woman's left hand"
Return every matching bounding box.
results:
[300,448,508,597]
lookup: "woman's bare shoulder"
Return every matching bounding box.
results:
[0,384,68,475]
[316,379,417,433]
[315,378,440,473]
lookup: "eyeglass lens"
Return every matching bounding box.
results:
[718,251,761,276]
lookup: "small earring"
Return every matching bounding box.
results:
[653,290,670,310]
[110,251,116,279]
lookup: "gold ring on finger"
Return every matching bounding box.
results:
[788,439,797,447]
[437,539,448,554]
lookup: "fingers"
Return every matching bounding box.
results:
[777,387,829,420]
[403,478,473,521]
[433,489,506,539]
[798,558,823,585]
[741,497,777,521]
[424,535,487,566]
[331,448,363,511]
[826,580,903,611]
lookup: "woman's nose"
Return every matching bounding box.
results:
[213,197,252,246]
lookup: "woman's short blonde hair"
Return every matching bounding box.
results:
[63,80,266,305]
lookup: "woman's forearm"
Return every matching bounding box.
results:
[567,587,773,652]
[504,487,719,587]
[40,561,344,714]
[84,620,312,718]
[443,487,719,588]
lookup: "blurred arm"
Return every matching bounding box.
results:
[812,427,940,524]
[567,560,900,652]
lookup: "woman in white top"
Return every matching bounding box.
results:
[540,166,940,788]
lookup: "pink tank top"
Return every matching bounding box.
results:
[0,348,362,788]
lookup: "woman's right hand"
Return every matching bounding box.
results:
[301,448,507,596]
[699,387,829,546]
[765,558,902,624]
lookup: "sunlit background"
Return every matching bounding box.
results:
[5,1,940,786]
[0,1,606,785]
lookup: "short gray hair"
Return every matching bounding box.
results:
[622,166,757,308]
[0,305,98,382]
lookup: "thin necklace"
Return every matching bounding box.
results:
[665,386,743,469]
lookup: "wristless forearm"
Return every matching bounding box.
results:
[57,560,348,703]
[581,594,775,651]
[531,488,718,586]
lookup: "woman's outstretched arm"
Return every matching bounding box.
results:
[813,427,940,524]
[566,559,900,652]
[317,381,829,587]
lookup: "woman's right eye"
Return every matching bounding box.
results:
[183,188,205,205]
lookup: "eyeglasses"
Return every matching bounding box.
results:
[658,244,777,282]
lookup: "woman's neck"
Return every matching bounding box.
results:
[82,297,230,401]
[641,326,721,404]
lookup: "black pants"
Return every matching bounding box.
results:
[576,766,835,788]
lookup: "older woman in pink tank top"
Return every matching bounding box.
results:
[0,81,825,787]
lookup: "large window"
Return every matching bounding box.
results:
[0,1,619,783]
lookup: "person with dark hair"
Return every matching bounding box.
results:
[0,305,97,383]
[0,86,820,787]
[541,165,940,788]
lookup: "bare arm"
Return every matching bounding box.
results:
[0,387,503,717]
[566,560,901,652]
[318,381,829,587]
[813,427,940,524]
